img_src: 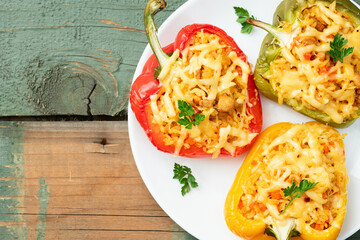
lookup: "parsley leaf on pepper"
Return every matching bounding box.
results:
[280,180,318,215]
[177,100,205,129]
[234,7,256,34]
[327,33,354,63]
[173,163,198,196]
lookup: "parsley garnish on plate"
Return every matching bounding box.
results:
[177,100,205,129]
[280,180,318,215]
[327,33,354,63]
[234,7,256,34]
[173,163,198,196]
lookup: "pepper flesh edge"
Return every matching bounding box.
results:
[130,24,263,157]
[224,122,347,240]
[131,0,262,157]
[253,0,360,128]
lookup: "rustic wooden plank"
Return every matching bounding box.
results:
[0,0,186,116]
[43,230,193,240]
[0,121,196,239]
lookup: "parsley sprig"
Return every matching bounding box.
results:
[280,180,318,215]
[234,7,256,34]
[177,100,205,129]
[327,33,354,63]
[173,163,198,196]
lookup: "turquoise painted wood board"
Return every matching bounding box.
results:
[0,0,186,116]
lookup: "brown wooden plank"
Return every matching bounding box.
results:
[0,121,195,240]
[22,121,181,239]
[44,230,190,240]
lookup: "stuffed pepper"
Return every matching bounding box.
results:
[247,0,360,128]
[130,0,262,158]
[224,122,349,240]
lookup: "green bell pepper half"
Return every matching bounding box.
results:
[254,0,360,128]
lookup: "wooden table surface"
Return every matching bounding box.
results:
[0,121,197,240]
[1,0,360,239]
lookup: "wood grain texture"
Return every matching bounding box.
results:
[0,121,359,239]
[0,121,196,240]
[0,0,186,116]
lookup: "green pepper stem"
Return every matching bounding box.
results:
[144,0,169,69]
[265,218,299,240]
[246,18,293,46]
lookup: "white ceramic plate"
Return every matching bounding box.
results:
[128,0,360,239]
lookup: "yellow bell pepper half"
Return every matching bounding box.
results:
[224,122,348,240]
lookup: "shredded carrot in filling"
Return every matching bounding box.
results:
[150,31,257,157]
[238,124,348,231]
[267,1,360,124]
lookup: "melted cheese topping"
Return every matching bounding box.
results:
[150,31,256,157]
[267,1,360,124]
[239,123,348,231]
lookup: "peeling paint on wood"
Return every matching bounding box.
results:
[36,178,49,240]
[0,0,186,116]
[0,122,27,238]
[0,226,27,240]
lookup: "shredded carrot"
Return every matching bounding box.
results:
[319,66,329,74]
[249,202,256,210]
[238,200,244,209]
[270,190,282,200]
[258,203,267,212]
[323,144,330,154]
[251,160,257,166]
[185,137,196,145]
[315,223,325,231]
[322,192,328,199]
[304,52,312,60]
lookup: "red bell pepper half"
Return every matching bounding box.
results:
[130,0,262,157]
